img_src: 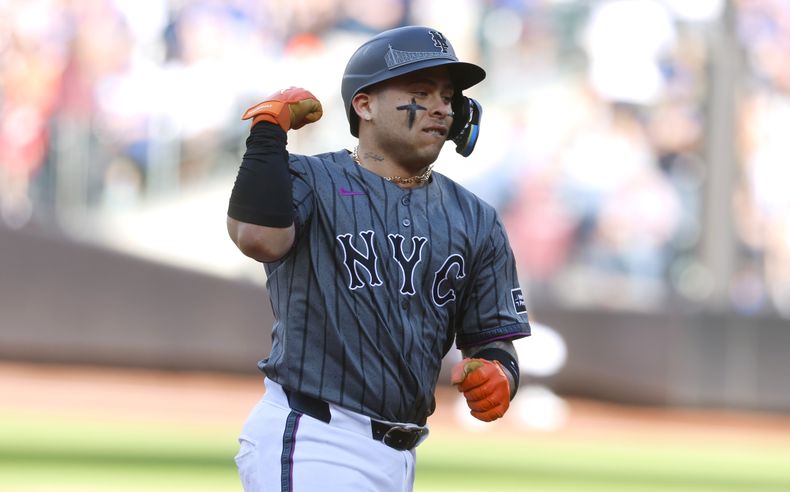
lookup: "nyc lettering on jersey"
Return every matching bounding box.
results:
[336,231,465,307]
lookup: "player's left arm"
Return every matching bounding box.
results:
[462,340,519,398]
[451,340,520,422]
[451,210,528,422]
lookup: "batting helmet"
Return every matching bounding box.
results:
[341,26,486,155]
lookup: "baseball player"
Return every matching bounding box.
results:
[227,26,530,491]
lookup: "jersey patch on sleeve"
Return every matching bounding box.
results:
[511,288,527,314]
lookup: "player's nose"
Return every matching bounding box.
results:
[427,95,452,120]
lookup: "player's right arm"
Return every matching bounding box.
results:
[227,219,295,263]
[227,87,322,263]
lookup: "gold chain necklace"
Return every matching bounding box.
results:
[351,147,433,186]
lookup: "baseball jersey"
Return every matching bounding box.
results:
[259,149,530,425]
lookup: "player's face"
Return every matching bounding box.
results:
[367,67,455,169]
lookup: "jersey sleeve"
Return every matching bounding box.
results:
[455,215,531,349]
[288,155,315,238]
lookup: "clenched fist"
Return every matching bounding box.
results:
[242,87,323,132]
[451,358,511,422]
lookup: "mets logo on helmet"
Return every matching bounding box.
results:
[430,30,449,53]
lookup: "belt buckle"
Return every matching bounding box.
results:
[381,425,423,451]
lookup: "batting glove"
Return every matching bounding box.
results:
[451,358,511,422]
[242,87,323,132]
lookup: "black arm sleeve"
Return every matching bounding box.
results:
[227,122,293,227]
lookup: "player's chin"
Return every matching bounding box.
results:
[415,134,445,157]
[414,145,442,166]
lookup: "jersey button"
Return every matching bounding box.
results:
[402,218,411,227]
[401,196,410,206]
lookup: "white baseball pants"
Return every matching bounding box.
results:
[235,378,419,492]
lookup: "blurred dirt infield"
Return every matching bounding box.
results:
[4,361,790,449]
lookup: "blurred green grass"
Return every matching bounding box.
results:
[2,411,789,492]
[417,433,790,492]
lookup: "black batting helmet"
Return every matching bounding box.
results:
[341,26,486,138]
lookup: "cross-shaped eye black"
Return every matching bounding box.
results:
[397,98,427,129]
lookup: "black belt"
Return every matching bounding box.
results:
[283,389,426,451]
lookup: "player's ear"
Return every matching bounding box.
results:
[351,92,374,122]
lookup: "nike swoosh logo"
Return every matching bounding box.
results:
[339,187,366,196]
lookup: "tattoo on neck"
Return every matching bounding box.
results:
[363,152,385,162]
[397,98,427,129]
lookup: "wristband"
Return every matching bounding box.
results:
[228,122,293,227]
[470,347,520,398]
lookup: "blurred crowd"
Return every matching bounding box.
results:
[1,0,788,317]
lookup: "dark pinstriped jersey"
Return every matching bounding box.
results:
[259,149,530,424]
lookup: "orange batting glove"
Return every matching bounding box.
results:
[451,358,511,422]
[241,87,323,132]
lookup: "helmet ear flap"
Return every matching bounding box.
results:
[448,94,482,157]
